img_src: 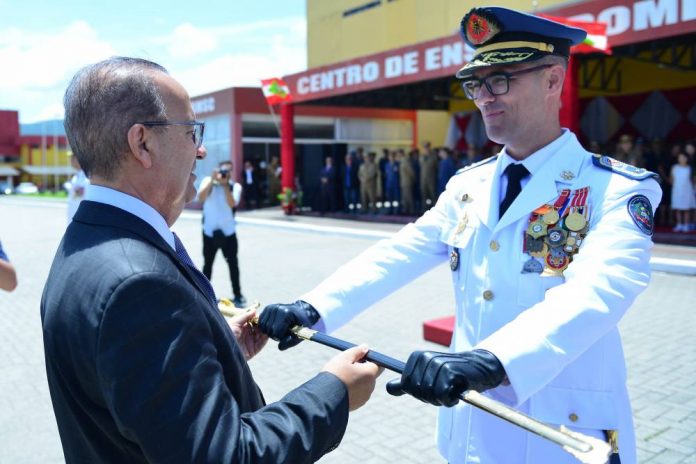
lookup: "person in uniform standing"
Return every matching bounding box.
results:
[436,147,457,196]
[342,153,360,213]
[384,150,400,214]
[420,141,439,210]
[398,149,416,215]
[259,8,661,464]
[359,151,379,213]
[266,156,281,205]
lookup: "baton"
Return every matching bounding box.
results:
[220,301,611,464]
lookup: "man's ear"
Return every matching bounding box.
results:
[127,124,153,169]
[547,65,566,95]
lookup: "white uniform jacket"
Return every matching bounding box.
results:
[302,131,661,464]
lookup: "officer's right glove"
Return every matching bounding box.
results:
[258,300,321,350]
[386,349,506,407]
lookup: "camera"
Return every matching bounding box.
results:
[219,168,229,178]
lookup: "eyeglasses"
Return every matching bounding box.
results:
[460,64,553,100]
[136,120,205,149]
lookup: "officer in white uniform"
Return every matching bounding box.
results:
[259,7,661,464]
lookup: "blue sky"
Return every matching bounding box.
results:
[0,0,307,123]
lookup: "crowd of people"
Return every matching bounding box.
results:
[314,143,502,216]
[588,134,696,232]
[310,134,696,232]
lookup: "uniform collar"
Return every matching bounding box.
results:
[494,130,585,232]
[498,129,571,176]
[462,130,585,232]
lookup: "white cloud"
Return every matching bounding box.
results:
[0,21,115,122]
[161,23,219,59]
[0,16,307,123]
[0,21,114,90]
[175,49,305,98]
[164,16,307,97]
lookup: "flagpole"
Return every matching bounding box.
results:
[267,103,282,139]
[260,77,295,213]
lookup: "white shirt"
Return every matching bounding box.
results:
[84,184,175,250]
[201,179,242,237]
[498,129,571,202]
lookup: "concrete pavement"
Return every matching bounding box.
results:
[0,197,695,463]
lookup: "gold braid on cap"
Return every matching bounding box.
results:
[474,40,555,58]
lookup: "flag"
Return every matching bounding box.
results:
[261,78,293,105]
[538,14,611,55]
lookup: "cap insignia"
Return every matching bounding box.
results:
[463,9,500,46]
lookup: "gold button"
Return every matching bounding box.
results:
[569,413,578,423]
[489,240,500,251]
[483,290,494,301]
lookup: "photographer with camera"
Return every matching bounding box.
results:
[198,160,246,306]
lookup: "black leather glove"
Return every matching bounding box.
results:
[386,349,506,407]
[258,300,321,350]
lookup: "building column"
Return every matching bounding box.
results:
[280,103,295,191]
[560,55,580,135]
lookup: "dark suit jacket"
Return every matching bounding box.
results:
[41,201,348,463]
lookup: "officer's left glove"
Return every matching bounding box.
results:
[258,300,321,350]
[386,349,506,407]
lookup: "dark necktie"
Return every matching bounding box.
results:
[499,163,530,219]
[172,233,217,305]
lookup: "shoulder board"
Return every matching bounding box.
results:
[591,154,659,181]
[455,155,498,175]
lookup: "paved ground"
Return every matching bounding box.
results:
[0,197,695,463]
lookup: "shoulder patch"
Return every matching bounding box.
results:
[455,154,498,175]
[627,194,654,236]
[592,154,659,181]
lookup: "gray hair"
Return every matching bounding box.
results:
[537,54,569,70]
[63,57,169,180]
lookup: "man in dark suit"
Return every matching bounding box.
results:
[242,160,260,209]
[41,56,381,463]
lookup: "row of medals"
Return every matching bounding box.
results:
[522,202,588,276]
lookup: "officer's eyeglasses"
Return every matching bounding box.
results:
[136,120,205,149]
[460,64,553,100]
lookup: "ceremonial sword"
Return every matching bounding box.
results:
[219,300,611,464]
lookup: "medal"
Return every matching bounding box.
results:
[545,227,567,248]
[538,189,570,226]
[545,247,569,272]
[542,209,560,225]
[564,211,586,231]
[564,188,589,232]
[450,248,460,271]
[525,236,544,253]
[527,220,548,239]
[521,257,544,274]
[564,232,583,253]
[530,243,548,258]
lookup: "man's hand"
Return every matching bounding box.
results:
[387,349,506,407]
[258,300,321,350]
[226,308,268,360]
[322,345,383,411]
